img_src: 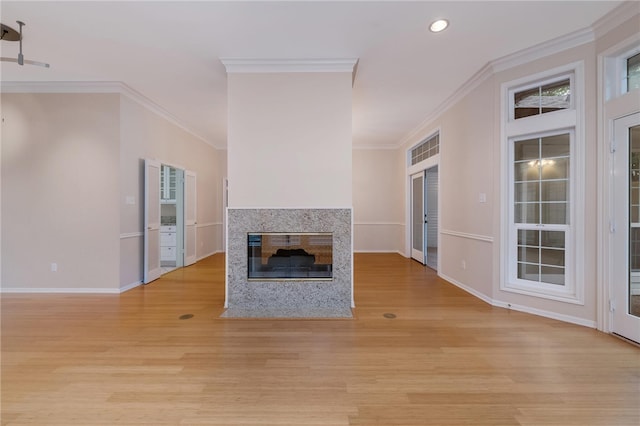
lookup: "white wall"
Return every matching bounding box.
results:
[227,72,352,208]
[394,9,640,327]
[352,148,403,252]
[1,93,121,291]
[0,92,223,292]
[401,76,496,298]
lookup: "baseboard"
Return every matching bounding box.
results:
[354,250,404,255]
[1,287,121,294]
[492,299,597,328]
[438,273,495,306]
[438,273,596,329]
[119,280,142,293]
[197,250,223,261]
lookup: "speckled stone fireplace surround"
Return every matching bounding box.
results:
[222,208,353,318]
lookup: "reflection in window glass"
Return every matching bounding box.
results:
[517,230,565,286]
[514,78,570,119]
[627,53,640,92]
[514,133,569,287]
[514,134,570,225]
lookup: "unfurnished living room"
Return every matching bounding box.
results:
[1,1,639,425]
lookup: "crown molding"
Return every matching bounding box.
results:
[352,143,398,151]
[220,58,359,74]
[592,0,640,40]
[490,27,595,74]
[0,81,222,150]
[394,62,494,150]
[392,4,628,150]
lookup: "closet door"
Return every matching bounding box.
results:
[144,159,162,283]
[184,170,197,266]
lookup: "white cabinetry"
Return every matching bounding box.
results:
[161,225,177,262]
[161,166,177,201]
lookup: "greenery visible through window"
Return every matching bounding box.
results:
[627,52,640,92]
[513,78,570,119]
[411,133,439,165]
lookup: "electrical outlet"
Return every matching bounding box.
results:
[461,260,466,270]
[51,263,58,272]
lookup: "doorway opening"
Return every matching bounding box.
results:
[160,165,184,274]
[410,165,439,270]
[144,159,197,284]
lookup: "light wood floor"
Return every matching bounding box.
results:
[2,253,639,425]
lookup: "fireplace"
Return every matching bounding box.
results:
[224,208,353,318]
[248,233,333,280]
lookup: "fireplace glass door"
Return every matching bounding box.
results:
[248,233,333,280]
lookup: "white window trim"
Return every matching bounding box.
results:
[603,36,640,101]
[500,61,585,305]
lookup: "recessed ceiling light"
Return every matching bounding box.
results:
[429,19,449,33]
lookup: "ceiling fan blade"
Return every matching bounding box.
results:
[1,56,50,68]
[0,57,19,64]
[23,58,50,68]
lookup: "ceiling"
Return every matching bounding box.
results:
[0,1,624,149]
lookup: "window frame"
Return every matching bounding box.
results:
[501,61,585,305]
[603,43,640,101]
[409,132,440,167]
[508,129,575,297]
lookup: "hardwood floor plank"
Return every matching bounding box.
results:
[2,253,639,425]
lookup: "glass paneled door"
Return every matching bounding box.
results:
[612,112,640,344]
[411,172,425,264]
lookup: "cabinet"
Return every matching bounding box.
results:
[160,165,177,201]
[160,225,177,261]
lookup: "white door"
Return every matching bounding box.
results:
[144,159,162,283]
[612,112,640,344]
[411,172,425,263]
[184,170,197,266]
[425,166,439,270]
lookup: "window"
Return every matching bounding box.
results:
[502,62,584,304]
[627,52,640,92]
[513,78,571,119]
[411,133,439,165]
[513,132,571,288]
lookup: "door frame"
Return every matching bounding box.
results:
[144,159,197,283]
[597,35,640,334]
[184,170,197,267]
[609,112,640,343]
[405,152,440,265]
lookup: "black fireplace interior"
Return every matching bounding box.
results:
[248,233,333,280]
